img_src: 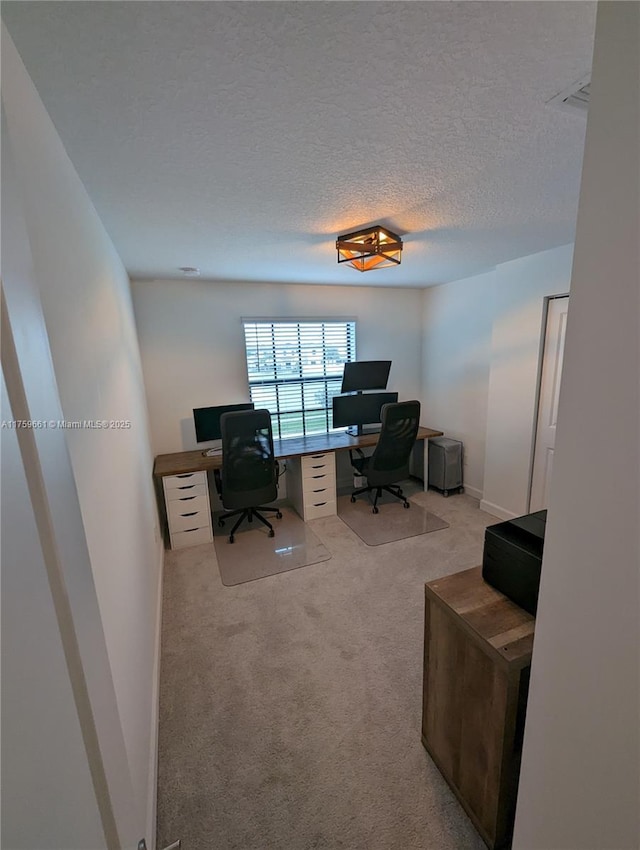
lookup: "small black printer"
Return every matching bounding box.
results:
[482,510,547,615]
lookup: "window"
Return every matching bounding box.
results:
[243,319,356,439]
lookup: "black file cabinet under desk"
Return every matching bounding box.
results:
[422,567,535,849]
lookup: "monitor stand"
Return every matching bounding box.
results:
[345,390,363,437]
[201,441,223,457]
[346,424,381,437]
[202,447,222,457]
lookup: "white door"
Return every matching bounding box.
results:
[530,296,569,512]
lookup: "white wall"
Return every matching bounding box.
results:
[1,377,107,850]
[481,243,573,518]
[2,27,162,847]
[514,3,639,848]
[132,277,424,469]
[421,244,573,511]
[139,246,574,512]
[421,270,495,499]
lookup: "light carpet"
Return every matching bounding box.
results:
[157,491,499,850]
[213,504,332,586]
[337,492,448,545]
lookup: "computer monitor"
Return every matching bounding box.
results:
[193,403,255,443]
[341,360,391,393]
[332,391,398,436]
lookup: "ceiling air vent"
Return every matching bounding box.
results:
[546,74,591,115]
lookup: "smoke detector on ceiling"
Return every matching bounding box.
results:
[546,73,591,115]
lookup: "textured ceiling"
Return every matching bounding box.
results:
[3,1,596,287]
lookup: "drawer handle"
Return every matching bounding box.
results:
[183,527,200,533]
[311,474,326,479]
[310,454,325,459]
[177,485,196,491]
[310,464,325,469]
[180,511,198,517]
[313,488,327,493]
[313,502,327,507]
[178,495,197,501]
[176,474,195,479]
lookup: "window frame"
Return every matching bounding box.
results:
[242,318,356,440]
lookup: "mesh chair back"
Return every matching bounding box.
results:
[366,400,421,487]
[220,409,278,509]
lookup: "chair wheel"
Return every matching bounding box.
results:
[268,529,275,537]
[218,519,225,527]
[372,506,379,514]
[276,511,283,519]
[443,490,449,497]
[350,496,356,503]
[229,534,234,543]
[403,501,410,509]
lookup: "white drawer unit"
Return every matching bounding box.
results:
[302,497,337,521]
[165,482,208,502]
[169,526,213,550]
[162,470,213,549]
[167,494,211,533]
[167,492,209,517]
[301,453,335,478]
[164,470,207,492]
[287,452,337,521]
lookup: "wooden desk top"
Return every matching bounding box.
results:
[425,566,535,671]
[153,425,443,478]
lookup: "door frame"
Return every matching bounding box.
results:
[527,293,570,512]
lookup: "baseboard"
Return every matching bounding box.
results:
[462,485,483,501]
[479,499,518,521]
[146,541,165,850]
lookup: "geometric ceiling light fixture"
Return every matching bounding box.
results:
[336,225,403,272]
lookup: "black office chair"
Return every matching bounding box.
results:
[217,408,282,543]
[349,400,421,513]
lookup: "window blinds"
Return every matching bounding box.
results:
[242,320,356,439]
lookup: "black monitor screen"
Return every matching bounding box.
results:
[193,403,255,442]
[332,392,398,429]
[341,360,391,393]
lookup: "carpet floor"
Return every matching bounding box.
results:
[157,490,499,850]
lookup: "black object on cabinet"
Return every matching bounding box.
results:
[482,510,547,615]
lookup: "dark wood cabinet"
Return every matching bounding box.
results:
[422,567,535,849]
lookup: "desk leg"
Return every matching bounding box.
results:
[422,438,429,492]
